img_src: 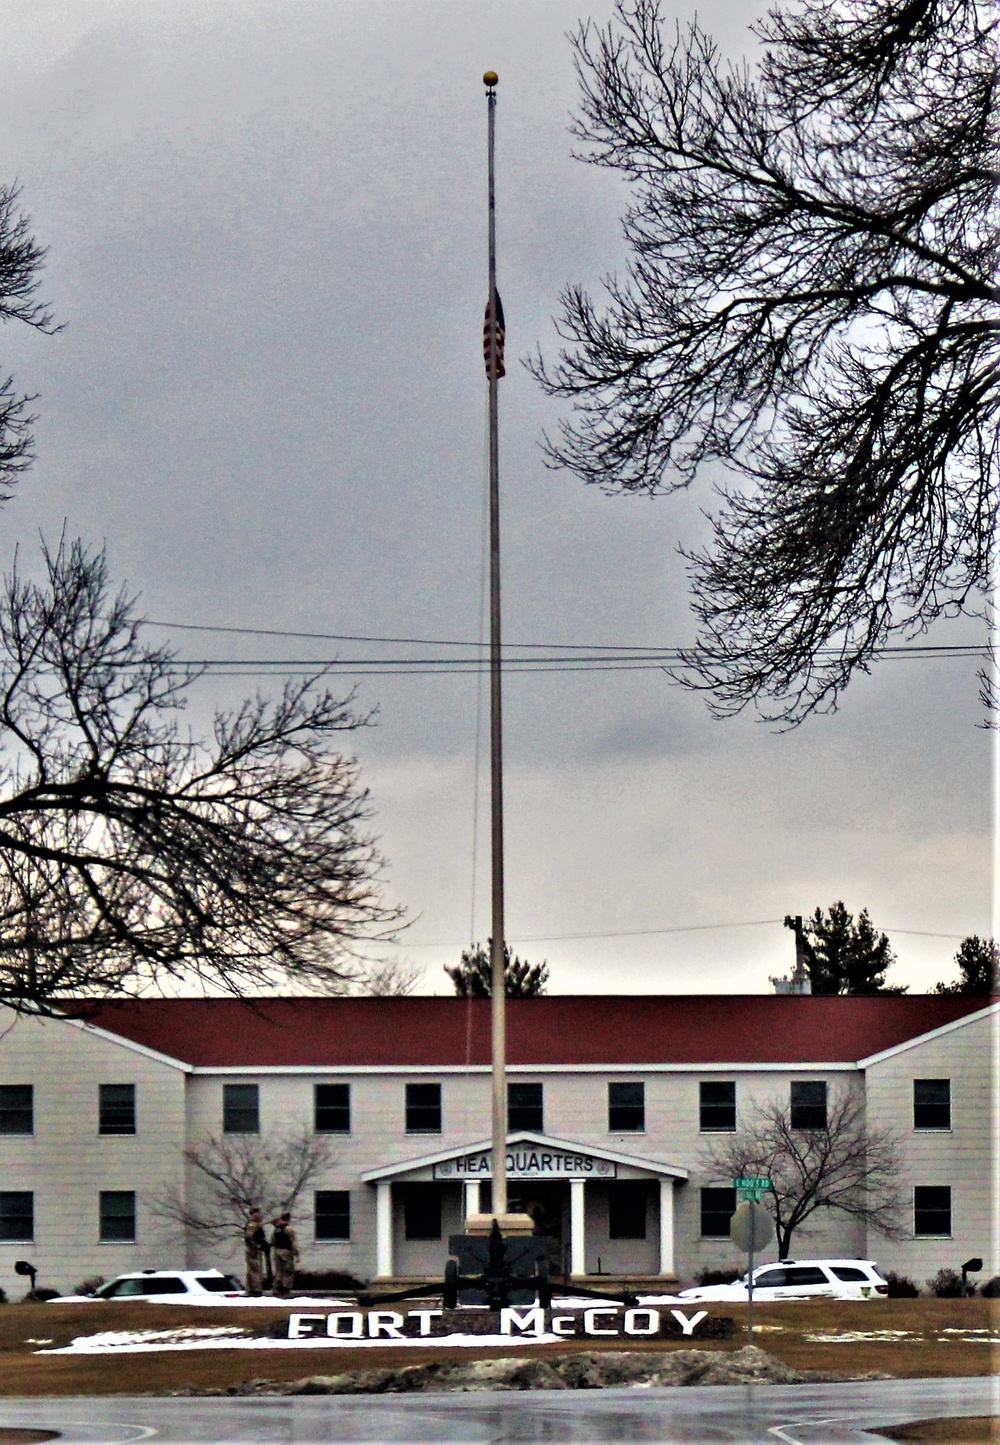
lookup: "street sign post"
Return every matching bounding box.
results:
[729,1199,774,1345]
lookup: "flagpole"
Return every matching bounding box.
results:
[484,69,507,1220]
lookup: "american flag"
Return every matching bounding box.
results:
[483,291,506,379]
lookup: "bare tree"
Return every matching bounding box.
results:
[350,957,424,996]
[151,1129,336,1245]
[534,0,999,723]
[0,537,399,1014]
[0,185,55,503]
[701,1087,905,1257]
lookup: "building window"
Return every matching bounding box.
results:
[315,1084,351,1134]
[790,1080,827,1129]
[508,1082,543,1132]
[99,1084,136,1135]
[99,1191,137,1242]
[0,1085,33,1134]
[405,1083,441,1134]
[403,1185,442,1240]
[913,1186,951,1237]
[0,1192,33,1241]
[223,1084,259,1134]
[913,1079,950,1130]
[315,1190,350,1241]
[699,1081,736,1132]
[608,1182,648,1239]
[700,1187,737,1237]
[608,1082,645,1132]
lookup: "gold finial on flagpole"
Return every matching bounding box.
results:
[483,71,498,87]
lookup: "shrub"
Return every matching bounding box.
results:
[73,1276,106,1296]
[884,1271,920,1297]
[290,1270,366,1294]
[979,1276,1000,1298]
[21,1287,61,1302]
[927,1268,966,1297]
[0,1287,7,1304]
[694,1267,742,1286]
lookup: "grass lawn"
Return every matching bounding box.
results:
[876,1419,1000,1442]
[0,1297,994,1398]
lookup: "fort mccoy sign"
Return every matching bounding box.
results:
[284,1307,732,1342]
[433,1147,616,1179]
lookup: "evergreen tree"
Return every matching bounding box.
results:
[804,902,904,995]
[445,942,549,998]
[933,936,998,995]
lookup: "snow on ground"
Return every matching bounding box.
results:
[42,1329,561,1354]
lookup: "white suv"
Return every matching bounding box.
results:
[58,1269,244,1302]
[678,1259,889,1302]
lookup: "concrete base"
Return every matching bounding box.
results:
[462,1211,536,1237]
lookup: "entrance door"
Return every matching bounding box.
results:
[509,1182,567,1280]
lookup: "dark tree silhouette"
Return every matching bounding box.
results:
[534,0,999,723]
[933,934,998,994]
[0,185,55,502]
[701,1087,905,1258]
[0,539,398,1015]
[803,901,904,995]
[445,941,549,998]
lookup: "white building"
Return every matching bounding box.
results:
[0,994,995,1297]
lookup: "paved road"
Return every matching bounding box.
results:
[0,1377,995,1443]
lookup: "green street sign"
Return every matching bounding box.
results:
[737,1189,764,1202]
[733,1176,772,1190]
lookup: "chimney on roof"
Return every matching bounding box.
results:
[770,915,814,995]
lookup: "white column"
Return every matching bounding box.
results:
[376,1180,393,1278]
[463,1180,479,1219]
[659,1178,675,1276]
[570,1177,586,1276]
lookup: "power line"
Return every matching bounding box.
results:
[367,920,970,948]
[144,617,987,660]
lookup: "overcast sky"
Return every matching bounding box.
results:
[0,0,991,996]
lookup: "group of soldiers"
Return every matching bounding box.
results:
[243,1207,300,1297]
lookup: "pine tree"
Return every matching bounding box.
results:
[933,936,998,995]
[804,902,904,995]
[444,942,549,998]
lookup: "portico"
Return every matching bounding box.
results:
[361,1132,688,1281]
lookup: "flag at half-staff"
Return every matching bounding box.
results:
[483,291,506,378]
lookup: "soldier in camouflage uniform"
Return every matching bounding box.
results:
[243,1207,269,1296]
[270,1211,300,1298]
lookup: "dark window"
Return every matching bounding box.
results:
[913,1079,950,1130]
[99,1084,136,1135]
[403,1185,441,1240]
[786,1266,828,1286]
[315,1190,351,1241]
[195,1275,242,1292]
[405,1083,441,1133]
[608,1082,645,1132]
[608,1182,648,1239]
[914,1186,951,1237]
[508,1082,543,1132]
[99,1191,136,1242]
[0,1191,33,1241]
[699,1081,736,1131]
[700,1187,737,1237]
[790,1080,828,1129]
[831,1266,868,1282]
[223,1084,259,1134]
[0,1085,33,1134]
[136,1276,186,1294]
[315,1084,351,1134]
[754,1267,790,1288]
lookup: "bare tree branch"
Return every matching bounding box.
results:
[149,1129,337,1244]
[0,538,400,1014]
[701,1086,906,1256]
[533,0,998,722]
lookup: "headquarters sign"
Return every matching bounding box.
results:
[433,1148,616,1180]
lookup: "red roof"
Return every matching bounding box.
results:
[65,994,992,1068]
